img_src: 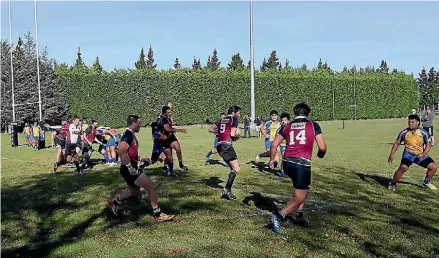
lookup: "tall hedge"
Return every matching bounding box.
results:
[57,69,418,128]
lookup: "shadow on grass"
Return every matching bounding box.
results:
[1,165,219,257]
[246,160,280,177]
[199,176,224,190]
[205,159,228,167]
[356,172,421,188]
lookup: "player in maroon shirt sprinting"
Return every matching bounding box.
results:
[268,103,327,233]
[108,115,174,222]
[208,106,241,200]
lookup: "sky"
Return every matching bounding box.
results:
[1,1,438,75]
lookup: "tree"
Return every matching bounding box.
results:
[392,68,398,74]
[192,56,201,70]
[342,66,349,73]
[379,60,389,73]
[1,40,12,130]
[92,56,103,73]
[322,61,331,72]
[283,58,291,70]
[206,49,221,70]
[135,47,146,69]
[227,52,245,72]
[418,67,429,107]
[247,60,251,69]
[265,50,280,70]
[174,57,181,70]
[146,45,157,69]
[317,58,323,70]
[260,58,267,71]
[298,63,308,72]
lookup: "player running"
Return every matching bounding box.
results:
[150,121,167,165]
[268,103,327,233]
[108,115,175,222]
[255,110,281,163]
[157,106,188,176]
[81,117,99,169]
[31,121,41,151]
[388,114,437,190]
[205,112,226,165]
[52,120,68,173]
[278,112,290,179]
[208,105,241,200]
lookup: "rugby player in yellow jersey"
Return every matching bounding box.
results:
[388,114,437,190]
[81,117,89,133]
[32,121,41,151]
[255,110,281,165]
[23,123,32,147]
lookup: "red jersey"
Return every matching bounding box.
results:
[216,115,239,144]
[56,124,70,141]
[277,116,322,165]
[84,125,97,142]
[120,128,139,166]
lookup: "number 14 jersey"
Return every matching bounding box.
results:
[277,116,322,165]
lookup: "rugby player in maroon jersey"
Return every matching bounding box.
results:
[208,106,241,200]
[51,120,68,173]
[268,103,327,233]
[108,115,174,222]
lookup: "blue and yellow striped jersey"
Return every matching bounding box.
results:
[396,128,431,155]
[264,120,281,141]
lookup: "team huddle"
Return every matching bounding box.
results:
[37,101,436,233]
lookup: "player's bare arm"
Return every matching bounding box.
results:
[208,124,218,134]
[388,133,402,163]
[164,124,187,134]
[269,135,283,166]
[118,141,131,166]
[315,134,327,158]
[260,124,268,138]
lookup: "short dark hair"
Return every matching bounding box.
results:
[71,116,79,121]
[127,114,140,126]
[162,106,171,114]
[293,102,311,117]
[408,114,420,122]
[280,112,290,120]
[220,112,226,116]
[228,105,241,115]
[270,110,278,116]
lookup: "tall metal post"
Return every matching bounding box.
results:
[332,71,336,120]
[250,0,255,128]
[34,0,43,121]
[8,1,16,122]
[353,68,357,121]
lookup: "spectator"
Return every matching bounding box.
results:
[422,106,435,146]
[255,117,263,138]
[243,115,251,138]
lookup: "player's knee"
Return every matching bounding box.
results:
[428,162,437,172]
[398,165,409,173]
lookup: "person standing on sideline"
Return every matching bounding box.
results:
[255,117,263,138]
[422,106,435,146]
[243,115,251,138]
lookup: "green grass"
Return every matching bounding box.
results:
[1,118,439,258]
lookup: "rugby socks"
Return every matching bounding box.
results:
[103,153,109,163]
[110,158,117,163]
[276,210,286,221]
[206,150,213,159]
[74,161,81,173]
[168,163,174,174]
[296,210,304,219]
[424,178,431,185]
[225,170,237,191]
[153,207,162,217]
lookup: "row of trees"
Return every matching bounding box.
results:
[1,33,68,131]
[0,32,437,128]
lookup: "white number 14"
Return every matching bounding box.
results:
[289,129,306,145]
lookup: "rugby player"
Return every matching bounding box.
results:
[278,112,290,179]
[32,121,41,151]
[23,123,32,147]
[388,114,437,190]
[157,106,188,176]
[82,117,99,169]
[52,120,68,173]
[66,117,83,174]
[268,103,327,233]
[255,110,281,164]
[150,121,167,165]
[108,115,175,222]
[208,106,241,200]
[205,112,226,165]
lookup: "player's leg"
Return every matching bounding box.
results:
[219,144,240,200]
[430,126,435,146]
[53,140,63,173]
[419,157,437,189]
[388,161,410,190]
[163,147,176,176]
[109,145,117,166]
[73,144,83,174]
[270,162,311,233]
[255,140,271,162]
[170,139,188,171]
[206,137,218,164]
[279,149,285,179]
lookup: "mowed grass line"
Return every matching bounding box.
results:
[1,118,439,258]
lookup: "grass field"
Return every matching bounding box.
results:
[1,118,439,258]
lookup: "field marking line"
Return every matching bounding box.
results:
[1,157,29,162]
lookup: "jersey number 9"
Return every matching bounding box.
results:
[220,123,226,133]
